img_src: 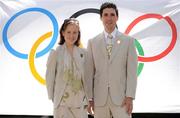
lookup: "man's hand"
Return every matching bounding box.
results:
[87,100,94,115]
[121,97,133,116]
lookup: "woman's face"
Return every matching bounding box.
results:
[62,23,79,46]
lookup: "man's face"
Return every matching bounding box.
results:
[101,8,118,33]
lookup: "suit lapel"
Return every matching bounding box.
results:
[98,33,108,61]
[110,32,123,62]
[73,46,84,74]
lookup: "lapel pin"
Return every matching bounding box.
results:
[117,40,121,44]
[80,54,83,58]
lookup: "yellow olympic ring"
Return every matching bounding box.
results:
[28,32,52,85]
[28,31,84,85]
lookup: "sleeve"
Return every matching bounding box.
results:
[84,39,95,100]
[45,49,57,100]
[126,38,138,99]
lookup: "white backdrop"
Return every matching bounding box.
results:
[0,0,180,115]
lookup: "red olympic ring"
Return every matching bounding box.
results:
[125,14,177,62]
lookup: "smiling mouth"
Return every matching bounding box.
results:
[106,22,113,25]
[69,39,76,42]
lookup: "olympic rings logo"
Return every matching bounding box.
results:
[2,7,177,85]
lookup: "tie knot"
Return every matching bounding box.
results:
[107,34,113,39]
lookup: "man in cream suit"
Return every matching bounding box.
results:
[85,2,138,118]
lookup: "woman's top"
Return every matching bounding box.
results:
[59,45,86,108]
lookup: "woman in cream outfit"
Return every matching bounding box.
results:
[45,18,88,118]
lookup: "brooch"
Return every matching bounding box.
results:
[117,40,121,44]
[80,54,83,58]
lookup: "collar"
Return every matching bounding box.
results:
[104,28,117,39]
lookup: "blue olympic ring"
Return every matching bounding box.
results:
[2,7,59,59]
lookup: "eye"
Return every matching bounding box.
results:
[103,13,108,17]
[73,31,78,34]
[110,13,115,16]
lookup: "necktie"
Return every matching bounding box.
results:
[106,34,113,59]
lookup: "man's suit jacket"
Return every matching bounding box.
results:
[85,31,138,106]
[45,45,86,108]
